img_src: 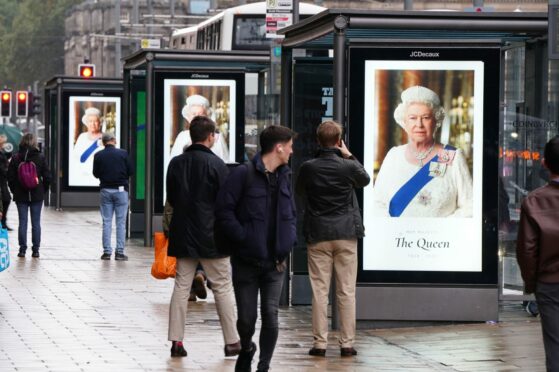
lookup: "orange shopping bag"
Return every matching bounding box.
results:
[151,232,176,279]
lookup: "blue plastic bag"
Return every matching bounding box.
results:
[0,228,9,272]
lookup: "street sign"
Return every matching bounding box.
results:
[141,39,161,49]
[266,0,294,39]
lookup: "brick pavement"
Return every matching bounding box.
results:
[0,207,547,371]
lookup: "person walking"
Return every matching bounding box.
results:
[0,135,12,230]
[517,135,559,372]
[92,132,133,261]
[7,133,50,258]
[166,116,240,358]
[215,125,297,372]
[296,120,370,357]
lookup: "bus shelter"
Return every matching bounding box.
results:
[44,77,124,209]
[122,49,273,246]
[279,10,555,321]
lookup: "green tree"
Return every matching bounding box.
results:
[0,0,81,89]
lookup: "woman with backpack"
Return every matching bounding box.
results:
[7,133,50,258]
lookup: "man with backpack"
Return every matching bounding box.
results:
[92,132,133,261]
[215,125,297,372]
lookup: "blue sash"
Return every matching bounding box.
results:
[80,140,99,163]
[388,145,454,217]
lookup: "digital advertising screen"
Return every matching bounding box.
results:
[153,71,245,211]
[348,46,500,285]
[67,96,121,187]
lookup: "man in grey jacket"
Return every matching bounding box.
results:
[295,120,370,358]
[517,135,559,372]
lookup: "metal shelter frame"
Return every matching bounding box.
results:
[122,49,271,247]
[44,76,124,210]
[278,10,549,322]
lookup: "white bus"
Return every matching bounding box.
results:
[170,2,326,51]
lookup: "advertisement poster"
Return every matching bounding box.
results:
[163,78,236,202]
[68,96,121,187]
[362,60,484,272]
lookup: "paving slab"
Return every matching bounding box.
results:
[0,207,547,371]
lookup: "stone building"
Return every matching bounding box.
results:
[64,0,548,78]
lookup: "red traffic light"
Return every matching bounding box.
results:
[78,63,95,78]
[0,90,11,117]
[16,91,28,117]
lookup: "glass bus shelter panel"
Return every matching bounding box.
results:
[129,76,146,213]
[291,61,333,274]
[499,46,559,299]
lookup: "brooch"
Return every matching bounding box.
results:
[437,148,456,165]
[429,162,447,177]
[417,190,432,206]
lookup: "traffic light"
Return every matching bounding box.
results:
[16,91,28,117]
[78,63,95,78]
[0,91,11,117]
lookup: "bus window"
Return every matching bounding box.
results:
[215,20,221,50]
[233,16,270,50]
[197,29,205,49]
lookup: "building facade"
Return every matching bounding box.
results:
[64,0,548,78]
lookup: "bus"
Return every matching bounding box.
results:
[170,2,326,51]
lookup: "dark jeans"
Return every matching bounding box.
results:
[536,282,559,372]
[232,256,285,371]
[2,198,10,228]
[16,201,43,252]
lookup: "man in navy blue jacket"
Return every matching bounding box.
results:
[215,125,297,372]
[93,132,133,261]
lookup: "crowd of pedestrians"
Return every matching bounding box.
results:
[5,120,558,372]
[161,118,366,372]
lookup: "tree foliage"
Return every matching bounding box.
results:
[0,0,82,90]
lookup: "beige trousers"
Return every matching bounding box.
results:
[307,239,357,349]
[168,256,239,345]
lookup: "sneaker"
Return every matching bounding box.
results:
[17,250,25,258]
[100,253,111,260]
[192,272,207,299]
[31,251,40,258]
[170,341,187,357]
[235,342,256,372]
[114,253,128,261]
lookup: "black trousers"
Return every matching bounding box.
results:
[232,256,285,371]
[1,199,10,228]
[536,281,559,372]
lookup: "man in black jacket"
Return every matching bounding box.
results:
[92,132,133,261]
[296,121,370,358]
[166,116,240,359]
[215,125,297,372]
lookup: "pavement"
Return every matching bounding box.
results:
[0,207,547,371]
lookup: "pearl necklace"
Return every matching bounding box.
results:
[412,143,435,167]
